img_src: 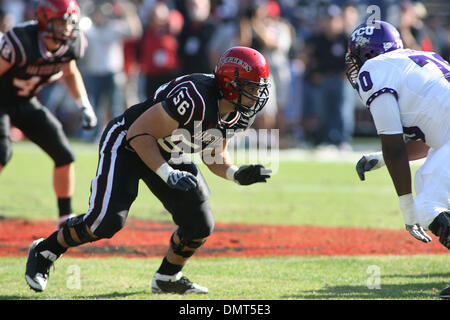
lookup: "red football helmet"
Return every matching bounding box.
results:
[36,0,80,43]
[214,46,270,117]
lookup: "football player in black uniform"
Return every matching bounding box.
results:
[0,0,97,227]
[25,46,272,294]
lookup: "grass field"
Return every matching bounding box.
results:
[0,140,449,301]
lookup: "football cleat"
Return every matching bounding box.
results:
[151,272,208,294]
[440,286,450,300]
[25,238,58,292]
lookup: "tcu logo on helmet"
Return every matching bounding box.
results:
[351,26,375,41]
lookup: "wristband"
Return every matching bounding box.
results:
[399,193,415,225]
[156,162,174,183]
[226,165,238,182]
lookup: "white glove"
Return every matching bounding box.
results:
[355,152,385,181]
[76,96,97,129]
[399,194,432,243]
[81,105,97,129]
[405,224,432,243]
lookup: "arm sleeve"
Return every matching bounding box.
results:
[369,93,403,135]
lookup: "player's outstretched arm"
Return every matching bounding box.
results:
[61,60,97,129]
[356,139,430,181]
[381,133,432,243]
[126,103,198,192]
[202,140,235,179]
[203,140,272,185]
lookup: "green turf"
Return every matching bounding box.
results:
[1,255,448,300]
[0,140,405,229]
[1,140,448,301]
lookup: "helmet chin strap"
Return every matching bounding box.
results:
[41,33,66,52]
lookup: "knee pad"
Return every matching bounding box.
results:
[60,214,97,246]
[429,211,450,249]
[170,229,207,258]
[92,210,128,239]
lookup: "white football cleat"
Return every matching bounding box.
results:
[151,272,208,294]
[25,238,58,292]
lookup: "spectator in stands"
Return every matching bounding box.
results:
[441,21,450,62]
[399,1,432,51]
[245,1,294,141]
[0,0,26,27]
[239,1,292,138]
[139,2,182,100]
[423,15,448,54]
[0,8,15,33]
[176,0,215,75]
[78,0,142,141]
[207,0,240,71]
[340,2,360,149]
[301,5,347,148]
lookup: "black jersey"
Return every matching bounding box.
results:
[0,21,85,104]
[123,73,255,157]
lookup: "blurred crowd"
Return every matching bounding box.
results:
[1,0,450,149]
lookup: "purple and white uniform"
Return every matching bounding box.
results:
[355,48,450,227]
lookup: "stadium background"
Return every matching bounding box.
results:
[1,0,449,148]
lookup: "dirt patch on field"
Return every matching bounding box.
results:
[0,218,447,258]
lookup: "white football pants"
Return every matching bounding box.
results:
[413,139,450,228]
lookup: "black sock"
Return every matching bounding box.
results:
[35,231,67,256]
[58,197,72,217]
[157,257,183,275]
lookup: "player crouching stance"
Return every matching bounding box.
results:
[25,46,272,294]
[346,21,450,248]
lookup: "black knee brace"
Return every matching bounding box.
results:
[429,211,450,249]
[170,230,207,258]
[60,214,97,247]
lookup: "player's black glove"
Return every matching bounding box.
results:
[167,170,198,192]
[234,164,272,185]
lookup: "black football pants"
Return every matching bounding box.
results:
[82,117,214,241]
[0,98,75,167]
